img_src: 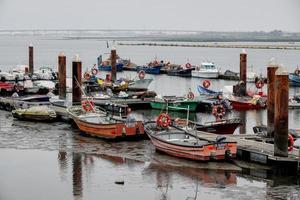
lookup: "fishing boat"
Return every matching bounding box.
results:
[192,62,219,78]
[218,70,239,80]
[128,78,153,91]
[12,105,57,121]
[136,65,161,74]
[289,73,300,87]
[144,122,237,161]
[197,85,222,96]
[67,105,145,140]
[229,95,266,110]
[150,96,198,112]
[97,54,124,71]
[174,118,241,135]
[289,95,300,109]
[0,72,15,81]
[167,67,194,77]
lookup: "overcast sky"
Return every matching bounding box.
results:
[0,0,299,32]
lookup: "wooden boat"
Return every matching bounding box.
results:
[289,73,300,87]
[229,95,266,110]
[67,106,145,140]
[197,85,222,96]
[218,70,239,80]
[128,78,153,91]
[174,118,241,135]
[136,65,161,74]
[12,105,57,121]
[192,62,219,78]
[150,96,198,112]
[144,122,237,161]
[289,95,300,109]
[167,67,194,77]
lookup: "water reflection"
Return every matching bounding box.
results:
[72,153,83,200]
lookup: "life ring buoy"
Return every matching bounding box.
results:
[84,72,91,80]
[212,104,226,119]
[82,100,94,112]
[288,134,294,152]
[185,63,192,69]
[203,80,211,89]
[255,80,264,89]
[138,70,145,79]
[92,68,98,76]
[156,113,171,128]
[187,91,194,100]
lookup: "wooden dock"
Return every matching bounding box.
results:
[192,130,300,176]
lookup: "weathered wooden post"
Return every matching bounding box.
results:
[111,48,117,82]
[274,66,289,157]
[58,52,66,99]
[29,44,34,74]
[267,59,278,137]
[240,49,247,96]
[72,54,82,104]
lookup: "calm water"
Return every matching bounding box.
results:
[1,34,300,200]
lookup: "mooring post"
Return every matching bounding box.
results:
[240,50,247,96]
[111,48,117,82]
[29,44,34,74]
[274,66,289,157]
[58,52,66,99]
[267,59,278,138]
[72,55,82,105]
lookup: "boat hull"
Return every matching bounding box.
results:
[128,78,153,90]
[196,121,240,135]
[136,66,161,74]
[98,63,124,72]
[192,71,219,78]
[150,100,198,111]
[145,124,237,161]
[167,68,193,77]
[289,73,300,87]
[230,100,264,110]
[73,117,145,139]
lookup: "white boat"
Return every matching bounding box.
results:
[247,66,258,82]
[192,62,219,78]
[128,78,153,90]
[0,71,15,81]
[34,67,57,80]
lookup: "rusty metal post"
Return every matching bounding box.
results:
[72,55,82,104]
[58,52,66,99]
[240,50,247,96]
[267,60,278,137]
[274,66,289,157]
[29,45,34,74]
[111,49,117,82]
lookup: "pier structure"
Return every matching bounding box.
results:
[29,44,34,74]
[267,59,278,138]
[274,66,289,157]
[239,50,247,96]
[72,54,82,104]
[58,52,67,99]
[111,48,117,82]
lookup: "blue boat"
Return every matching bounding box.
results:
[98,63,124,72]
[136,65,161,74]
[97,54,124,72]
[289,73,300,87]
[197,85,222,95]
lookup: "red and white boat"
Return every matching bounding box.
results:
[144,122,237,161]
[229,95,266,110]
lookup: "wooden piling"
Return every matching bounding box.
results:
[72,55,82,104]
[58,53,66,99]
[267,62,278,137]
[274,66,289,157]
[29,45,34,74]
[240,50,247,96]
[111,49,117,82]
